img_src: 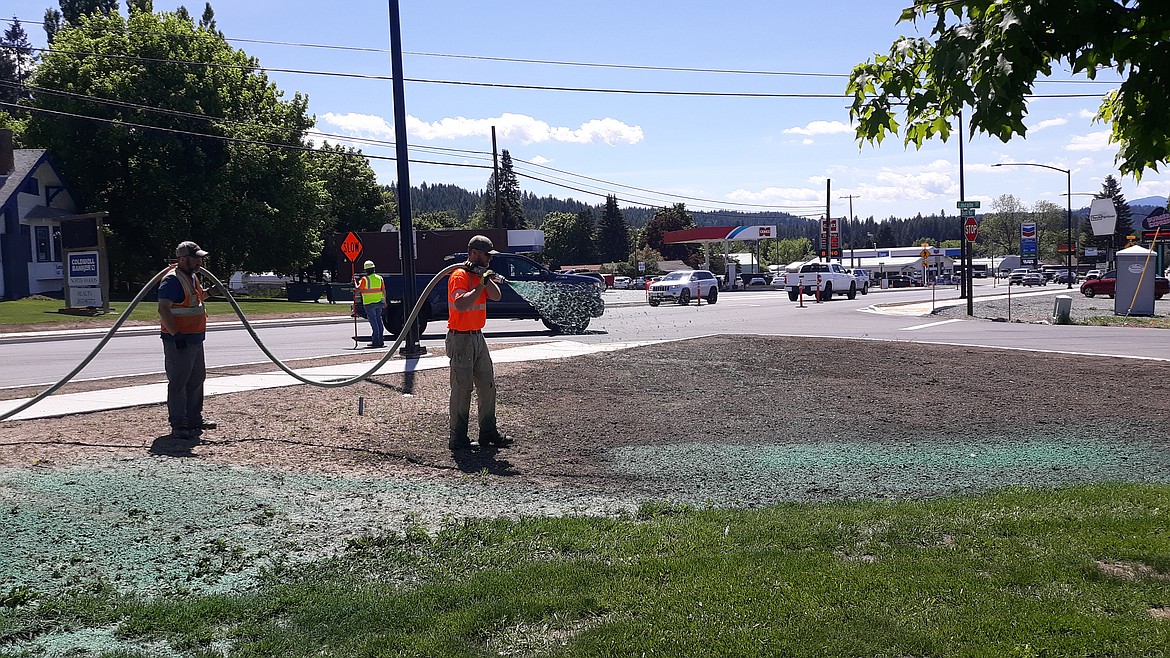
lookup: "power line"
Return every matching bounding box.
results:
[0,100,492,171]
[1,16,1120,86]
[18,46,1111,100]
[0,97,808,214]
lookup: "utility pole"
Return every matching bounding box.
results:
[387,0,425,357]
[841,194,860,267]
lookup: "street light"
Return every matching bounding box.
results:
[992,162,1073,289]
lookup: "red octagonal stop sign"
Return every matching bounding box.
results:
[964,216,979,242]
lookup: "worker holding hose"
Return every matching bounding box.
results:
[446,235,514,451]
[158,241,216,440]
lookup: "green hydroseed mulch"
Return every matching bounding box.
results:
[2,483,1168,657]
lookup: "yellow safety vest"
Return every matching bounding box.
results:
[358,273,385,305]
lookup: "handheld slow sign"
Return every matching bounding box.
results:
[340,231,363,263]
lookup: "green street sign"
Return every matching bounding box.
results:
[960,208,977,217]
[956,200,981,209]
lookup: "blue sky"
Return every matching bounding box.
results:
[7,1,1169,221]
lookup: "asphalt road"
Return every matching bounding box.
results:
[2,281,1166,389]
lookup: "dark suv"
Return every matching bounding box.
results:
[364,253,606,336]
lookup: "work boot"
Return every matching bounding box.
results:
[449,435,473,451]
[479,432,514,448]
[170,428,194,440]
[189,420,217,430]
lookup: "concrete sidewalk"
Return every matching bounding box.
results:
[868,286,1074,317]
[0,339,662,422]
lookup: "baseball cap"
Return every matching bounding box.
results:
[467,235,499,255]
[175,241,209,258]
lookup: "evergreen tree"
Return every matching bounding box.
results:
[640,203,698,265]
[597,194,630,263]
[58,0,119,23]
[875,223,896,248]
[497,149,525,229]
[126,0,154,14]
[0,19,35,106]
[574,208,598,263]
[43,9,62,42]
[198,2,218,33]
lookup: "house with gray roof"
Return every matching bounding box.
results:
[0,128,102,301]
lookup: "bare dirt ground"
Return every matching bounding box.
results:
[3,335,1170,599]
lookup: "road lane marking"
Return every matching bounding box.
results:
[900,319,964,331]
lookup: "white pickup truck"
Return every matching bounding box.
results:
[777,261,861,301]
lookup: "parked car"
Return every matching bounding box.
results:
[1021,272,1046,287]
[563,269,607,290]
[887,275,916,288]
[851,268,872,294]
[613,276,632,290]
[1051,269,1078,284]
[1080,271,1170,299]
[648,269,719,306]
[934,274,957,285]
[1008,268,1031,285]
[1085,269,1103,280]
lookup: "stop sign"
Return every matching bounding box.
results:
[963,216,979,242]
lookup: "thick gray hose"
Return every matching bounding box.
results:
[1,263,460,421]
[199,263,462,387]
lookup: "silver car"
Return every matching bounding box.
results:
[648,270,719,306]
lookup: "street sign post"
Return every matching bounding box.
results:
[956,200,981,209]
[964,217,979,242]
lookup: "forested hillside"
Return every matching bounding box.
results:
[400,182,1132,249]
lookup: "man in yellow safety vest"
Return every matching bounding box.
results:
[356,260,386,348]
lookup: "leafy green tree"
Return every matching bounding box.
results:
[849,1,1170,178]
[541,211,595,268]
[26,9,325,282]
[976,194,1027,257]
[766,237,813,266]
[621,245,664,277]
[302,142,389,280]
[639,203,697,264]
[597,194,630,263]
[0,19,35,107]
[1031,200,1066,261]
[126,0,154,14]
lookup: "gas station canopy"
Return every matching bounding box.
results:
[663,225,778,245]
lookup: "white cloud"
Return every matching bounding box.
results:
[802,138,814,145]
[529,155,552,165]
[1078,109,1097,119]
[726,186,821,205]
[1066,131,1112,152]
[319,112,643,146]
[783,120,854,136]
[320,112,395,137]
[1031,117,1067,132]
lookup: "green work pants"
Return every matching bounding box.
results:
[446,330,497,441]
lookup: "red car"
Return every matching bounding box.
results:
[1079,271,1169,299]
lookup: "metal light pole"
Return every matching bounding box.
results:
[992,162,1074,289]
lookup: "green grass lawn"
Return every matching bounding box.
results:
[0,296,349,329]
[2,483,1167,657]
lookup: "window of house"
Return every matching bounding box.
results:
[35,225,56,262]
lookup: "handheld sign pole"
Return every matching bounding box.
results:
[340,231,364,349]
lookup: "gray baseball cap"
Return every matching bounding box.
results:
[175,241,209,258]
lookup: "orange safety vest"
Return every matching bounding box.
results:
[447,268,487,331]
[160,267,207,334]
